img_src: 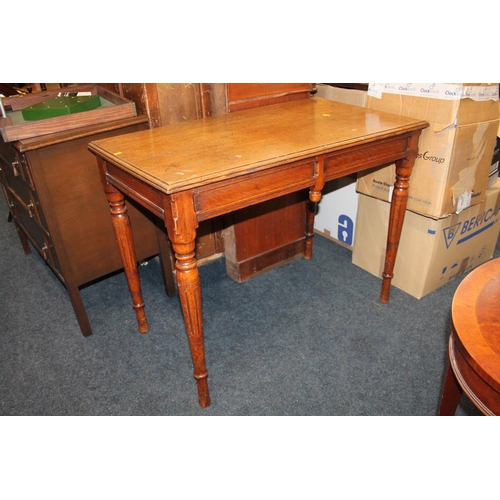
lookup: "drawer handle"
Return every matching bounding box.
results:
[41,243,49,260]
[11,159,20,177]
[27,201,35,218]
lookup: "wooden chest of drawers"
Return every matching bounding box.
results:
[0,115,174,336]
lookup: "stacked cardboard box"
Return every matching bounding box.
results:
[357,83,499,217]
[353,83,500,298]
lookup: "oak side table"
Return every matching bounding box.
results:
[88,98,429,407]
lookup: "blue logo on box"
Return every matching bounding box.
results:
[442,223,461,249]
[442,207,499,249]
[338,215,354,246]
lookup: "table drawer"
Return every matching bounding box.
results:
[194,159,316,221]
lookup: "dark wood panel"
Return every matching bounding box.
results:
[223,83,314,280]
[228,83,315,112]
[30,124,161,285]
[228,83,314,103]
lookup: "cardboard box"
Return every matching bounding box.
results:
[357,83,500,218]
[315,83,367,108]
[489,135,500,187]
[352,179,500,299]
[315,175,358,248]
[313,85,367,247]
[365,83,499,128]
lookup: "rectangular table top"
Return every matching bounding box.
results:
[88,97,428,195]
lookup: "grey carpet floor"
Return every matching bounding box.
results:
[0,194,488,416]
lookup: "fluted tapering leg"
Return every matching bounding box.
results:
[171,238,210,407]
[163,191,210,407]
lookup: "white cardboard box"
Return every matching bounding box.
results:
[315,175,358,248]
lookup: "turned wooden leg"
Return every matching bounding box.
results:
[105,184,149,334]
[163,191,210,408]
[171,238,210,408]
[305,156,325,260]
[154,218,177,298]
[380,131,421,303]
[380,158,408,302]
[304,199,317,260]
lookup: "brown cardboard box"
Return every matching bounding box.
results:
[352,179,500,299]
[315,84,367,108]
[357,83,500,218]
[365,83,499,128]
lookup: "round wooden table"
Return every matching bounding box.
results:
[439,258,500,416]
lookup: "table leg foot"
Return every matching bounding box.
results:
[195,376,211,408]
[380,275,392,303]
[133,304,149,334]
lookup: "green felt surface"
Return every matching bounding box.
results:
[8,97,114,125]
[21,95,102,121]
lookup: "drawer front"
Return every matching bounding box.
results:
[18,154,35,190]
[26,187,48,231]
[4,183,48,232]
[0,151,33,206]
[13,200,64,281]
[194,159,316,221]
[14,199,48,252]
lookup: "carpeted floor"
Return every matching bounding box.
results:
[0,193,488,415]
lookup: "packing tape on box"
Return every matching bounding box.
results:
[368,83,499,102]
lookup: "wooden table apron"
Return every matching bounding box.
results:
[88,98,428,408]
